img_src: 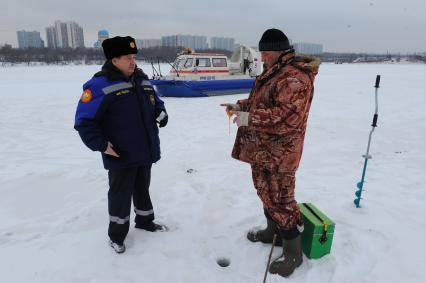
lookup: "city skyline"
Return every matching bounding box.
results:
[12,27,324,55]
[0,0,425,53]
[13,25,244,51]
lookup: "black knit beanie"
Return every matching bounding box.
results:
[102,36,138,59]
[258,28,292,51]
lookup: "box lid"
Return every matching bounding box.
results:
[299,203,335,234]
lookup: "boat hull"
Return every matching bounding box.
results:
[149,79,254,97]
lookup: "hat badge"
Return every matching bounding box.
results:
[130,42,136,48]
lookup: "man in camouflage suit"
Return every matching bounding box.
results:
[222,28,320,277]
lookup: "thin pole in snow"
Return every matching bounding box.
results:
[354,75,381,208]
[262,234,277,283]
[157,56,162,77]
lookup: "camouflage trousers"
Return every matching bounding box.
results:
[251,165,302,230]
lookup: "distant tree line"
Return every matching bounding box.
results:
[0,46,104,65]
[409,55,426,63]
[0,46,233,65]
[1,45,423,65]
[317,52,426,63]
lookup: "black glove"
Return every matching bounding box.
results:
[156,111,168,128]
[159,114,168,127]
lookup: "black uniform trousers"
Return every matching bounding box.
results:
[107,165,155,244]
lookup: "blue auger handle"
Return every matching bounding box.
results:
[354,74,381,208]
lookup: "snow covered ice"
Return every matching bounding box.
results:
[0,62,425,283]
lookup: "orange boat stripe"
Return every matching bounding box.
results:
[171,70,229,74]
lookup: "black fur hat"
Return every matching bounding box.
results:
[102,36,138,59]
[258,28,292,51]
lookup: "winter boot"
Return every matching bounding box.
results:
[109,240,126,254]
[135,221,168,232]
[269,234,303,277]
[247,217,282,246]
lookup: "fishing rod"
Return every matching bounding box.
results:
[149,57,161,79]
[157,57,162,77]
[157,56,180,77]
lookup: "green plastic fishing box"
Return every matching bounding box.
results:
[298,203,335,259]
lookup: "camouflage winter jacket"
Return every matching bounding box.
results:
[231,53,320,173]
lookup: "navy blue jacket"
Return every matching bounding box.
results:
[74,62,166,170]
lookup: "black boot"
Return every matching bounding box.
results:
[269,232,303,277]
[247,210,282,246]
[135,221,168,232]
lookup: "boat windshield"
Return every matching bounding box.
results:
[184,58,193,68]
[173,58,186,70]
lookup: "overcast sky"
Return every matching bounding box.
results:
[0,0,425,53]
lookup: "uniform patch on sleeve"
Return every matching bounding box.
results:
[81,89,93,103]
[149,94,156,106]
[116,90,130,96]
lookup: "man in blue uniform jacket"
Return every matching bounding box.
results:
[74,36,168,254]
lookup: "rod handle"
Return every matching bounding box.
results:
[375,75,381,88]
[372,113,378,127]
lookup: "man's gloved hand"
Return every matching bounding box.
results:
[220,103,241,112]
[234,111,249,127]
[159,114,168,127]
[156,111,168,128]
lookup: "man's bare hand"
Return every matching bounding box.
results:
[104,141,120,157]
[220,103,240,112]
